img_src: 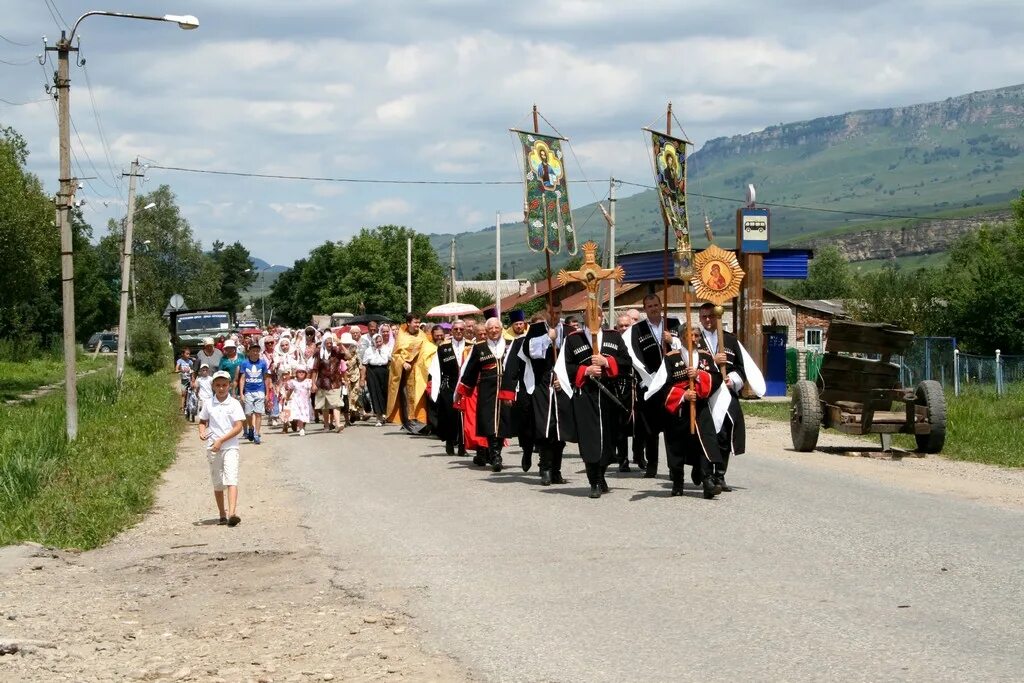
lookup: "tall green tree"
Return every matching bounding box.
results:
[0,126,60,342]
[210,240,256,313]
[104,184,222,315]
[785,246,855,299]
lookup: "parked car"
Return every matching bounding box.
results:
[86,332,118,353]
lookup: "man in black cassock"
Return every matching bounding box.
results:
[428,325,463,455]
[695,302,748,491]
[562,322,632,499]
[455,317,511,472]
[501,310,536,471]
[612,313,637,472]
[661,327,724,499]
[526,306,574,486]
[623,294,680,478]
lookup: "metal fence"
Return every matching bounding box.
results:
[896,337,957,391]
[954,350,1024,396]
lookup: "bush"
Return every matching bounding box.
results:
[128,312,170,375]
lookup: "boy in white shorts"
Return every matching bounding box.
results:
[198,370,246,526]
[194,363,214,413]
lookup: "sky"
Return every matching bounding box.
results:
[3,0,1024,268]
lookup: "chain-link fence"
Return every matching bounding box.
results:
[954,350,1024,396]
[895,337,957,391]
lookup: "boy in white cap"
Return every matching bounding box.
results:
[198,370,246,526]
[194,363,214,413]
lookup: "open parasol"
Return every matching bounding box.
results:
[425,302,482,318]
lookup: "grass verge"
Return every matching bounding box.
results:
[742,387,1024,468]
[0,370,181,549]
[0,355,113,402]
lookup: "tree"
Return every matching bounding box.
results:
[846,264,944,335]
[457,287,495,311]
[210,241,256,313]
[109,185,223,315]
[0,126,60,343]
[785,246,855,299]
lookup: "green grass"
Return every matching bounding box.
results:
[0,370,181,549]
[0,355,113,402]
[742,386,1024,468]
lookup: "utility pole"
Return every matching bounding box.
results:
[48,32,78,440]
[449,238,457,303]
[116,159,142,384]
[495,211,501,317]
[406,237,412,312]
[608,177,617,320]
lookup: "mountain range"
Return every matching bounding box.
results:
[429,83,1024,278]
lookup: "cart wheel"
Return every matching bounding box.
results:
[790,380,821,452]
[914,380,946,454]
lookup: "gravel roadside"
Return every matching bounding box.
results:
[0,429,469,682]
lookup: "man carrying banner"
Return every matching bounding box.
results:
[527,304,573,486]
[695,301,765,491]
[622,294,680,478]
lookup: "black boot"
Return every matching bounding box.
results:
[618,460,631,473]
[472,449,487,466]
[671,470,684,496]
[550,471,566,484]
[445,440,455,456]
[589,485,602,499]
[521,449,532,472]
[702,475,722,499]
[715,466,732,492]
[599,478,610,494]
[540,470,551,486]
[490,447,503,473]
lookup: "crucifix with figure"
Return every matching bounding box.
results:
[557,241,624,352]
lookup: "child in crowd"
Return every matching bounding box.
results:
[175,347,195,412]
[197,370,245,527]
[285,366,313,436]
[278,368,293,431]
[238,341,270,445]
[194,363,213,414]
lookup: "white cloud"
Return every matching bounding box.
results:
[366,198,413,219]
[269,202,326,222]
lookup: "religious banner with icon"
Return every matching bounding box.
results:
[515,131,578,255]
[692,244,744,304]
[649,130,690,247]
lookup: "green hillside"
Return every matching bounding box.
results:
[432,84,1024,277]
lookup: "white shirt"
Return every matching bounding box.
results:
[451,338,466,364]
[197,376,214,403]
[487,337,506,359]
[198,394,245,450]
[648,317,664,342]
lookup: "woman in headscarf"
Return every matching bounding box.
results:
[361,332,392,426]
[379,324,396,356]
[260,335,279,426]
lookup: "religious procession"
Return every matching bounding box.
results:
[177,106,766,503]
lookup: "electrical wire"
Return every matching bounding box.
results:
[0,33,32,47]
[0,56,36,66]
[44,0,69,29]
[81,63,126,199]
[0,96,50,106]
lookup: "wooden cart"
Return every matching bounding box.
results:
[790,320,946,454]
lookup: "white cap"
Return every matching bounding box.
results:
[339,332,355,346]
[199,363,210,369]
[223,339,236,348]
[212,370,231,381]
[202,337,214,346]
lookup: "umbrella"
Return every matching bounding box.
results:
[426,302,482,318]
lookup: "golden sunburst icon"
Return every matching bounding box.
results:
[691,244,744,304]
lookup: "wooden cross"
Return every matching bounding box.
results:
[557,241,624,352]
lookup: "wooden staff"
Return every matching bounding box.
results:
[662,103,671,306]
[684,281,696,434]
[715,304,727,380]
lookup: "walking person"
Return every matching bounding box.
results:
[198,370,246,526]
[612,313,637,472]
[175,347,196,413]
[312,333,347,433]
[194,363,213,414]
[361,333,391,426]
[218,339,245,398]
[455,317,512,472]
[526,305,574,486]
[284,367,313,436]
[340,332,363,426]
[238,341,270,445]
[197,337,223,374]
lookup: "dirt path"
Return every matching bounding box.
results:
[0,431,469,682]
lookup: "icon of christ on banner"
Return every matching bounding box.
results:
[650,130,689,246]
[515,131,578,255]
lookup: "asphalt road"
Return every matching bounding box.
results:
[279,422,1024,682]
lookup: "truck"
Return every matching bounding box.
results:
[169,309,236,355]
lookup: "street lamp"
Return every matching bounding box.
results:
[49,11,200,423]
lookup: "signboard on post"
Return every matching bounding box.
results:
[737,207,770,253]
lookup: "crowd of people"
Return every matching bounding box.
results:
[177,296,763,520]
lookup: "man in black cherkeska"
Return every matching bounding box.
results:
[455,317,511,472]
[428,325,463,456]
[612,313,637,472]
[527,305,574,486]
[622,294,680,478]
[561,320,632,499]
[501,310,536,472]
[696,302,748,491]
[662,326,724,499]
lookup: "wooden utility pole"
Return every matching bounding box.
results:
[737,204,765,382]
[608,177,617,320]
[116,159,142,384]
[449,238,457,303]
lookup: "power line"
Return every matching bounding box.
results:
[81,63,125,199]
[614,179,985,222]
[43,0,69,29]
[0,96,50,106]
[0,56,36,66]
[0,33,32,47]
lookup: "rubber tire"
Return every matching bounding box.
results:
[914,380,946,454]
[791,380,821,452]
[100,345,110,353]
